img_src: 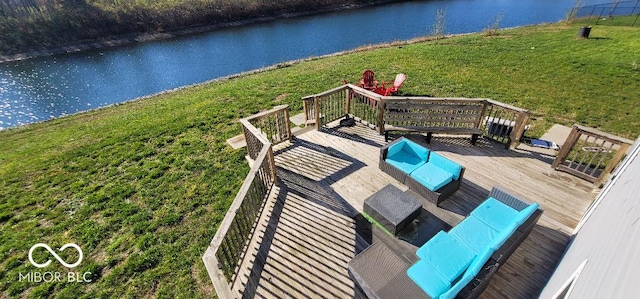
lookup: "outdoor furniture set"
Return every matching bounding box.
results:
[348,137,543,299]
[347,69,407,96]
[407,189,541,299]
[380,138,464,206]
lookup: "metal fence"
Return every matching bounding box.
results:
[574,0,640,26]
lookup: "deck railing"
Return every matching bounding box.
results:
[243,104,292,159]
[203,106,290,299]
[303,84,529,148]
[348,86,385,133]
[480,99,530,146]
[552,124,634,186]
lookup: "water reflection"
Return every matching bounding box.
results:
[0,0,608,130]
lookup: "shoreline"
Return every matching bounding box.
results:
[0,0,400,64]
[0,29,457,132]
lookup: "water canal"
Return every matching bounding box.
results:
[0,0,609,129]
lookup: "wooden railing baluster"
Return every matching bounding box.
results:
[552,124,634,186]
[203,105,291,299]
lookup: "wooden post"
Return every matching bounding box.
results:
[552,125,581,169]
[314,96,321,130]
[476,100,489,130]
[345,87,351,117]
[284,107,292,142]
[302,98,310,127]
[594,143,630,187]
[377,97,385,135]
[267,146,277,185]
[203,249,236,299]
[507,111,530,149]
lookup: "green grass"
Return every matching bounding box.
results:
[1,23,638,298]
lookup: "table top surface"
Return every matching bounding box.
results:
[365,185,422,221]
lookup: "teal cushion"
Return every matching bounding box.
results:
[471,197,519,231]
[402,138,430,161]
[490,220,519,251]
[416,231,476,281]
[439,272,473,299]
[386,151,426,174]
[440,247,494,299]
[387,139,406,157]
[428,152,463,180]
[489,203,539,251]
[410,163,454,191]
[449,216,499,254]
[407,260,451,298]
[466,246,494,277]
[513,203,540,225]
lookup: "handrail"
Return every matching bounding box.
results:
[481,100,531,148]
[346,83,383,99]
[486,99,530,113]
[244,104,289,121]
[302,84,530,148]
[385,96,490,102]
[572,124,635,145]
[552,124,633,186]
[241,105,292,157]
[203,107,287,299]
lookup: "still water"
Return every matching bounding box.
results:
[0,0,608,129]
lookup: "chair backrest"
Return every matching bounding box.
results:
[394,73,407,88]
[361,70,375,87]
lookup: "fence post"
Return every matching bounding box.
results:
[303,98,310,127]
[314,96,321,130]
[345,87,351,116]
[594,143,629,186]
[203,248,236,299]
[267,146,277,185]
[552,125,581,169]
[284,107,292,142]
[377,97,385,134]
[476,101,489,130]
[507,111,530,149]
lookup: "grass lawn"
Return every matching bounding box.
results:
[1,22,638,298]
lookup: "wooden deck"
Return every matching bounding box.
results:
[232,121,596,298]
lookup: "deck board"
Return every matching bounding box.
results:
[232,121,596,298]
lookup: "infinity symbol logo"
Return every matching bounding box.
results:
[28,243,83,268]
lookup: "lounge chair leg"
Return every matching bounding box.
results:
[385,131,389,142]
[426,132,433,144]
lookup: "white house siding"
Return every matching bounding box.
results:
[540,137,640,299]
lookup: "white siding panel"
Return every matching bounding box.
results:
[541,138,640,299]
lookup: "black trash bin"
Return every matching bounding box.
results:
[577,26,592,38]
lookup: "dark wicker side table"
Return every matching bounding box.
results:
[364,184,422,235]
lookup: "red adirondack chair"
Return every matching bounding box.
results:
[380,73,406,96]
[359,70,379,91]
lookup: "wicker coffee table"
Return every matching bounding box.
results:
[364,184,422,236]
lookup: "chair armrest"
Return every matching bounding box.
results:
[379,137,408,162]
[381,81,394,88]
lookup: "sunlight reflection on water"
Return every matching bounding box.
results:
[0,0,609,130]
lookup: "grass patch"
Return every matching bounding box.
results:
[1,23,638,298]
